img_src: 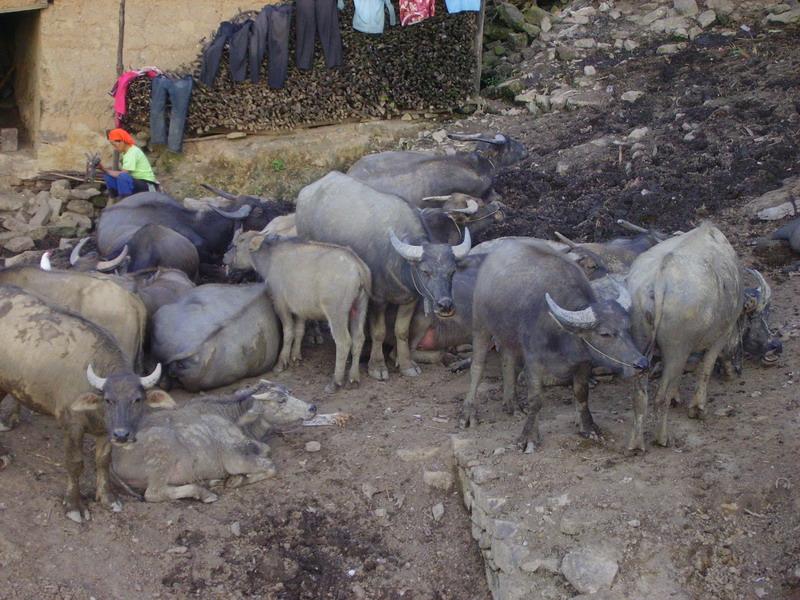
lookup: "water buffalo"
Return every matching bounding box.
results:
[70,225,200,279]
[112,379,316,503]
[462,241,648,451]
[772,216,800,253]
[151,283,281,391]
[228,234,371,391]
[295,171,471,380]
[347,132,527,204]
[0,285,171,522]
[625,222,779,451]
[97,191,276,263]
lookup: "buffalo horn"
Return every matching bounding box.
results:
[200,183,238,201]
[389,230,424,261]
[139,363,162,389]
[613,279,633,311]
[545,293,598,330]
[447,132,503,145]
[69,237,91,266]
[452,227,472,260]
[616,219,649,234]
[451,199,479,215]
[745,268,771,310]
[86,364,107,391]
[554,231,579,248]
[211,204,252,220]
[96,245,129,272]
[39,251,53,271]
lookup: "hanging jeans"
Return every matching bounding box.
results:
[199,21,235,86]
[249,7,271,84]
[296,0,342,70]
[104,173,153,198]
[150,75,194,153]
[230,20,253,82]
[266,4,294,88]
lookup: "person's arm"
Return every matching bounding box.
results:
[97,161,128,178]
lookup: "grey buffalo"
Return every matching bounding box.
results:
[625,222,780,451]
[227,234,371,391]
[462,241,648,451]
[772,216,800,253]
[0,285,172,522]
[295,172,471,380]
[151,283,281,391]
[112,379,316,503]
[347,132,527,204]
[119,267,197,317]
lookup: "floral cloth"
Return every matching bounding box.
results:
[399,0,434,26]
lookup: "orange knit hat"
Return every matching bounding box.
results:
[108,128,135,145]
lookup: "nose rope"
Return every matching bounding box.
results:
[547,312,643,370]
[410,267,437,305]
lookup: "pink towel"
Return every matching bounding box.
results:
[110,68,161,126]
[399,0,434,25]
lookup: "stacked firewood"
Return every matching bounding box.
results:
[124,0,477,134]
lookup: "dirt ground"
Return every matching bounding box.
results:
[2,11,800,600]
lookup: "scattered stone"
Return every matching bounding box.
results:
[492,447,506,456]
[0,195,25,212]
[374,508,388,518]
[432,503,445,522]
[627,519,641,527]
[230,522,241,536]
[556,45,579,61]
[574,38,597,49]
[705,0,734,15]
[674,0,699,16]
[697,10,717,28]
[769,4,791,15]
[496,2,528,32]
[584,65,596,76]
[49,180,72,202]
[29,197,52,227]
[657,43,687,55]
[650,16,692,34]
[400,113,413,121]
[523,4,551,27]
[226,132,247,139]
[559,509,601,536]
[397,446,439,462]
[431,129,448,143]
[362,482,379,500]
[470,466,499,484]
[628,127,650,141]
[641,7,668,26]
[423,470,454,491]
[521,556,560,574]
[66,199,94,216]
[766,8,800,24]
[623,39,639,51]
[561,548,619,594]
[3,236,35,253]
[166,546,188,554]
[305,441,321,452]
[621,90,644,103]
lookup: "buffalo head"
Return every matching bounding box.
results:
[447,132,528,168]
[741,269,782,365]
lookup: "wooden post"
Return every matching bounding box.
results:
[473,0,486,94]
[113,0,126,170]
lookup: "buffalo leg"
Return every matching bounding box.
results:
[654,351,689,447]
[348,291,368,386]
[94,435,122,512]
[326,310,352,392]
[63,424,90,523]
[395,301,421,377]
[0,394,20,431]
[517,362,544,452]
[688,338,727,420]
[368,303,389,381]
[144,483,219,503]
[461,328,491,429]
[291,319,306,363]
[274,303,295,373]
[501,350,517,415]
[222,445,277,484]
[627,373,649,452]
[573,364,600,439]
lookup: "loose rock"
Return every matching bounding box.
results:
[305,441,321,452]
[561,548,619,594]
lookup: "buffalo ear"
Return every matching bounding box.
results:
[145,390,177,409]
[72,393,103,412]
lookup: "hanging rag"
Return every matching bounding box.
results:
[248,6,271,84]
[399,0,434,25]
[109,68,161,127]
[445,0,480,13]
[199,21,236,86]
[296,0,343,70]
[267,4,294,88]
[150,75,194,153]
[353,0,397,34]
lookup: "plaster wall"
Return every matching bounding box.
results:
[33,0,265,170]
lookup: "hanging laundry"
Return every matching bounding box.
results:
[353,0,397,34]
[150,75,194,153]
[230,20,253,83]
[399,0,434,25]
[296,0,343,70]
[267,4,294,88]
[199,21,236,86]
[248,6,271,84]
[109,68,161,127]
[445,0,480,13]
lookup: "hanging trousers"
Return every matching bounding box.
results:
[266,4,294,88]
[150,75,194,153]
[249,7,271,84]
[296,0,343,70]
[230,20,253,83]
[199,21,235,86]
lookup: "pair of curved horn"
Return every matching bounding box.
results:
[211,204,253,220]
[201,183,238,202]
[745,268,771,311]
[86,363,162,391]
[423,195,480,215]
[69,237,91,266]
[446,132,508,146]
[389,228,472,261]
[613,278,633,311]
[554,231,579,249]
[545,293,598,330]
[96,245,129,272]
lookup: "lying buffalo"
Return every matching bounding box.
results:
[296,172,471,380]
[0,285,171,522]
[112,379,316,503]
[119,267,196,317]
[625,222,780,451]
[151,283,280,391]
[462,241,648,451]
[347,132,527,204]
[772,216,800,253]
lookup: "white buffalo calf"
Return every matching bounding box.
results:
[112,380,316,503]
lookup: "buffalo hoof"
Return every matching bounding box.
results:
[522,441,536,454]
[459,411,478,429]
[65,503,91,524]
[654,434,671,448]
[202,492,219,504]
[347,379,360,389]
[687,405,706,420]
[0,452,10,470]
[368,363,389,381]
[578,427,603,442]
[324,381,342,394]
[401,362,422,377]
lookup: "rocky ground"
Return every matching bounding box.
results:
[1,1,799,599]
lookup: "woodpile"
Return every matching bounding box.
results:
[124,0,477,134]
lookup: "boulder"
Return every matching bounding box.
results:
[766,9,800,24]
[66,199,95,216]
[496,3,528,32]
[3,236,35,254]
[69,187,101,201]
[674,0,699,16]
[523,5,551,26]
[561,548,619,594]
[697,10,716,28]
[29,198,53,227]
[49,180,72,202]
[0,195,25,212]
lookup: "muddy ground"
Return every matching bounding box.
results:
[2,13,800,600]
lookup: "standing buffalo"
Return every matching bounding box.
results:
[347,132,527,204]
[625,222,780,451]
[151,283,281,391]
[295,172,471,380]
[0,285,171,522]
[462,241,648,451]
[112,379,316,503]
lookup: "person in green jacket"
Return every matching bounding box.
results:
[98,128,157,198]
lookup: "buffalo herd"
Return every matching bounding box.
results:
[0,133,785,521]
